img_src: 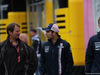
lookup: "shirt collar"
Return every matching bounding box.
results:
[97,32,100,38]
[7,36,20,46]
[32,34,39,40]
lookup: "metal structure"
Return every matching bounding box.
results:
[26,0,54,41]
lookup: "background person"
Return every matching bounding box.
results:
[19,33,28,43]
[30,29,41,75]
[19,33,38,74]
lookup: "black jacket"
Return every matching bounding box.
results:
[40,36,73,75]
[32,35,41,54]
[27,46,38,75]
[85,32,100,73]
[0,37,38,75]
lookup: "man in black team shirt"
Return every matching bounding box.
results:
[85,17,100,74]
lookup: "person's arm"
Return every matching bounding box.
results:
[27,47,38,75]
[40,44,46,75]
[85,37,94,73]
[32,40,38,51]
[63,43,73,75]
[0,41,6,75]
[0,44,2,74]
[0,43,2,65]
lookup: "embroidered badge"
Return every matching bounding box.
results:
[58,43,64,49]
[45,46,49,53]
[95,42,100,50]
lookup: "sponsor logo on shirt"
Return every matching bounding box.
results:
[45,46,49,53]
[95,42,100,50]
[58,43,64,49]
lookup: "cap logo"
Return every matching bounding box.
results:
[42,23,59,33]
[51,24,59,33]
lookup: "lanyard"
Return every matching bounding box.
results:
[12,41,20,62]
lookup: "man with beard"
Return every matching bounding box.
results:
[40,23,73,75]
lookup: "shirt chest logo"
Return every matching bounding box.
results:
[95,42,100,50]
[58,43,64,49]
[45,46,49,53]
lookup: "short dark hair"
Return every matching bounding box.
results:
[7,23,20,35]
[98,17,100,24]
[30,29,37,33]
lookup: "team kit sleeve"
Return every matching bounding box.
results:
[85,38,94,73]
[0,44,2,74]
[40,45,46,75]
[64,43,74,75]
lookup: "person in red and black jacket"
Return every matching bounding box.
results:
[0,23,38,75]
